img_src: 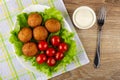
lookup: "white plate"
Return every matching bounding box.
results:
[14,4,89,79]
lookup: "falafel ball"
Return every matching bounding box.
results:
[45,19,61,33]
[33,26,48,41]
[28,13,42,27]
[22,42,38,57]
[18,27,32,43]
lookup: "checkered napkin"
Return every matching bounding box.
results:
[0,0,89,80]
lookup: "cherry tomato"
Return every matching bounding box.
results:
[36,54,47,64]
[46,48,56,57]
[55,51,64,60]
[47,57,56,66]
[58,42,68,53]
[38,41,48,51]
[51,36,61,46]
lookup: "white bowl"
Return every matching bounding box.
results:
[72,6,96,29]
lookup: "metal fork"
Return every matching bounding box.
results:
[94,6,106,68]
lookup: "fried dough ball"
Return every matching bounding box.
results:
[18,27,32,43]
[33,26,48,41]
[28,13,42,27]
[22,42,38,57]
[45,19,61,33]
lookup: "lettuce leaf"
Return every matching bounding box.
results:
[9,13,28,56]
[42,7,63,22]
[17,13,28,28]
[9,7,77,76]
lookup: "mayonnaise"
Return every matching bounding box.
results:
[73,6,96,29]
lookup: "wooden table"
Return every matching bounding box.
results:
[50,0,120,80]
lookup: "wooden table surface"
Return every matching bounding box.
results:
[50,0,120,80]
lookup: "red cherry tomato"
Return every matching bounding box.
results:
[55,51,64,60]
[51,36,61,46]
[47,57,56,66]
[46,48,56,57]
[36,54,47,64]
[58,42,68,53]
[38,41,48,51]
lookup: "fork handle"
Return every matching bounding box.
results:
[94,30,102,68]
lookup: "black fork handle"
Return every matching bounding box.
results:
[94,30,102,68]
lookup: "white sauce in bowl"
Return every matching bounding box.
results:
[73,6,96,29]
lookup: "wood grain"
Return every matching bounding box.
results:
[50,0,120,80]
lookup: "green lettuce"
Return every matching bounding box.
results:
[9,7,77,76]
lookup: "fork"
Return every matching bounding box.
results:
[94,6,106,68]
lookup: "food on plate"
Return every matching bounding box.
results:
[55,51,64,60]
[10,7,77,76]
[36,54,47,64]
[46,47,56,57]
[47,57,56,66]
[38,41,48,51]
[22,42,38,57]
[18,27,32,43]
[45,19,61,32]
[28,13,42,27]
[58,42,68,53]
[33,26,48,41]
[50,35,61,46]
